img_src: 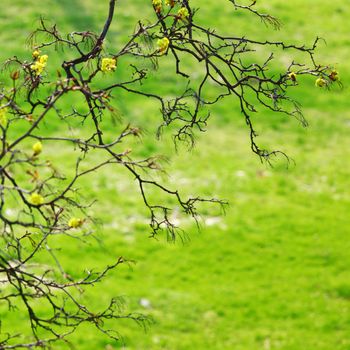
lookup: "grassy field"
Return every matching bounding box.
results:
[1,1,350,349]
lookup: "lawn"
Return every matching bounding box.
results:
[1,1,350,349]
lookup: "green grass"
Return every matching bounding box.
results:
[1,1,350,349]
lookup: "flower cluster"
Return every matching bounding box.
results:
[286,69,340,89]
[153,0,186,14]
[101,57,117,72]
[30,53,48,76]
[315,70,339,88]
[157,37,170,55]
[152,0,162,13]
[165,0,176,7]
[177,7,189,20]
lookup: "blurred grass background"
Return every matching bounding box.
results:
[1,0,350,349]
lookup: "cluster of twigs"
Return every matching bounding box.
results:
[0,0,339,348]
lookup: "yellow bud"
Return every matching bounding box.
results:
[315,77,326,87]
[157,37,170,55]
[32,141,43,155]
[0,106,8,127]
[288,72,297,82]
[29,192,44,205]
[68,217,84,228]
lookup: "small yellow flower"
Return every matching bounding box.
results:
[288,72,297,82]
[68,217,83,228]
[315,77,326,87]
[30,61,45,76]
[29,192,44,205]
[101,57,117,72]
[39,55,48,64]
[32,50,40,59]
[0,106,8,127]
[157,37,170,55]
[177,7,189,20]
[152,0,162,13]
[32,141,43,155]
[165,0,175,7]
[30,54,48,76]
